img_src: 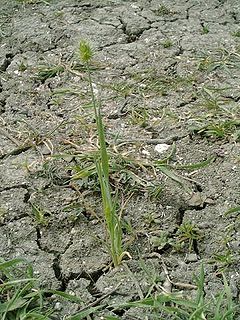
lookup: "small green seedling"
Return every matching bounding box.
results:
[162,39,173,48]
[201,25,209,34]
[30,203,49,225]
[54,10,64,18]
[176,221,201,252]
[198,55,213,71]
[147,183,163,201]
[197,47,240,73]
[196,120,240,141]
[129,106,149,127]
[109,265,238,319]
[211,250,236,272]
[155,4,171,16]
[18,61,27,72]
[232,29,240,37]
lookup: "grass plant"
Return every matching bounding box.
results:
[155,4,171,16]
[162,39,173,48]
[0,258,53,319]
[0,258,99,320]
[176,221,202,252]
[201,25,209,34]
[0,258,238,319]
[70,140,205,196]
[70,149,151,193]
[78,40,127,267]
[211,250,236,272]
[200,87,227,111]
[197,47,240,73]
[108,266,238,319]
[232,29,240,37]
[36,64,64,83]
[192,119,240,141]
[30,203,49,226]
[105,70,194,98]
[129,106,149,127]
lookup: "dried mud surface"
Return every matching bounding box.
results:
[0,0,240,318]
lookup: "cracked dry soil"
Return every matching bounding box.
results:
[0,0,240,318]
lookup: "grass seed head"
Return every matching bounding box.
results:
[79,40,93,63]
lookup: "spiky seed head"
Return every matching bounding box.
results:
[79,40,93,63]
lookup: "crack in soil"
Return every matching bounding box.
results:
[186,4,196,20]
[192,237,199,255]
[0,98,6,114]
[0,144,32,160]
[119,17,151,43]
[0,213,30,227]
[34,220,108,295]
[0,53,14,72]
[90,17,120,29]
[36,226,43,251]
[164,61,178,76]
[62,3,103,10]
[0,186,32,225]
[223,95,240,102]
[175,37,184,57]
[35,227,70,291]
[53,258,105,295]
[0,183,29,193]
[35,224,74,256]
[230,11,239,23]
[176,96,197,108]
[52,254,67,291]
[176,199,207,226]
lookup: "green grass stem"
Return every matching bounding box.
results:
[79,40,125,266]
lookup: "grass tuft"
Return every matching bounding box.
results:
[109,265,238,319]
[36,64,64,83]
[0,258,53,319]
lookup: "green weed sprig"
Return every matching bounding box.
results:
[79,40,128,266]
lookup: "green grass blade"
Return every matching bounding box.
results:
[71,164,97,179]
[67,305,103,320]
[224,206,240,216]
[0,258,28,271]
[97,105,109,179]
[214,290,226,319]
[45,289,83,304]
[156,165,191,192]
[0,278,36,288]
[222,274,235,320]
[96,161,121,266]
[174,157,214,170]
[194,265,205,306]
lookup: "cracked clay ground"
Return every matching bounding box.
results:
[0,0,240,318]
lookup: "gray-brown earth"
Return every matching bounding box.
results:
[0,0,240,318]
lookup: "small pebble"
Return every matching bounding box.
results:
[154,143,170,154]
[142,149,150,156]
[54,302,62,311]
[41,145,51,155]
[185,253,198,263]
